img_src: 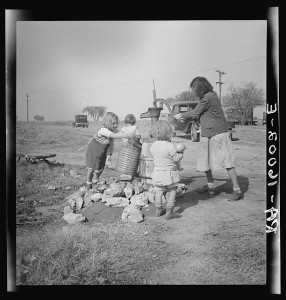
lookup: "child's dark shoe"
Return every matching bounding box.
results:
[196,185,215,196]
[155,206,164,217]
[228,190,243,201]
[165,208,182,219]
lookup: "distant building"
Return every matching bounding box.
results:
[223,105,266,125]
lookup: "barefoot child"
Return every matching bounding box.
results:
[86,112,134,189]
[120,114,141,144]
[149,120,184,219]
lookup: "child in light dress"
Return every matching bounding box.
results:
[120,114,141,144]
[85,112,134,189]
[149,120,184,219]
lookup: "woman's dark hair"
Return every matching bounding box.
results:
[190,77,213,99]
[124,114,136,125]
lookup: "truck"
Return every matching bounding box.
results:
[72,115,89,128]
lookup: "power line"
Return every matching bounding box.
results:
[18,55,266,95]
[155,56,266,80]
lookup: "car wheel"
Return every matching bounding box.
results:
[191,123,200,142]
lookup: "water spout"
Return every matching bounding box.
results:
[140,107,163,126]
[140,98,173,126]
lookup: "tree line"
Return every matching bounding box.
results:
[33,115,44,122]
[80,81,264,124]
[82,106,107,121]
[165,81,265,124]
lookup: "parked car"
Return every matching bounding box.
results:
[169,101,236,141]
[72,115,89,128]
[169,101,201,142]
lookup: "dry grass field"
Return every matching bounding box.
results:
[14,120,267,287]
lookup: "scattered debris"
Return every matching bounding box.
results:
[121,204,144,223]
[105,184,125,197]
[62,212,87,224]
[145,191,155,204]
[63,206,74,215]
[61,175,188,224]
[97,185,107,193]
[78,187,87,195]
[130,194,148,208]
[91,193,103,202]
[66,193,84,212]
[124,185,133,199]
[134,185,144,195]
[76,197,84,211]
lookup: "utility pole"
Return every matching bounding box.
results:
[152,79,157,107]
[25,93,30,122]
[216,70,226,101]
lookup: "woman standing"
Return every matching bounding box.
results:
[174,77,242,201]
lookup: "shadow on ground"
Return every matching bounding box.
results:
[175,175,249,214]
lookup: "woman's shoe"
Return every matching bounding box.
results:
[228,190,243,201]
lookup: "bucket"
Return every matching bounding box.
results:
[115,144,141,176]
[138,156,154,179]
[138,142,154,179]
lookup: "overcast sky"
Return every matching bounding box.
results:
[16,20,266,121]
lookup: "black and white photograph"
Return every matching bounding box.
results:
[6,8,280,293]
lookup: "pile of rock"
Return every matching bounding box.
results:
[62,178,187,224]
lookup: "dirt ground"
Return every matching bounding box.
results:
[16,123,267,284]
